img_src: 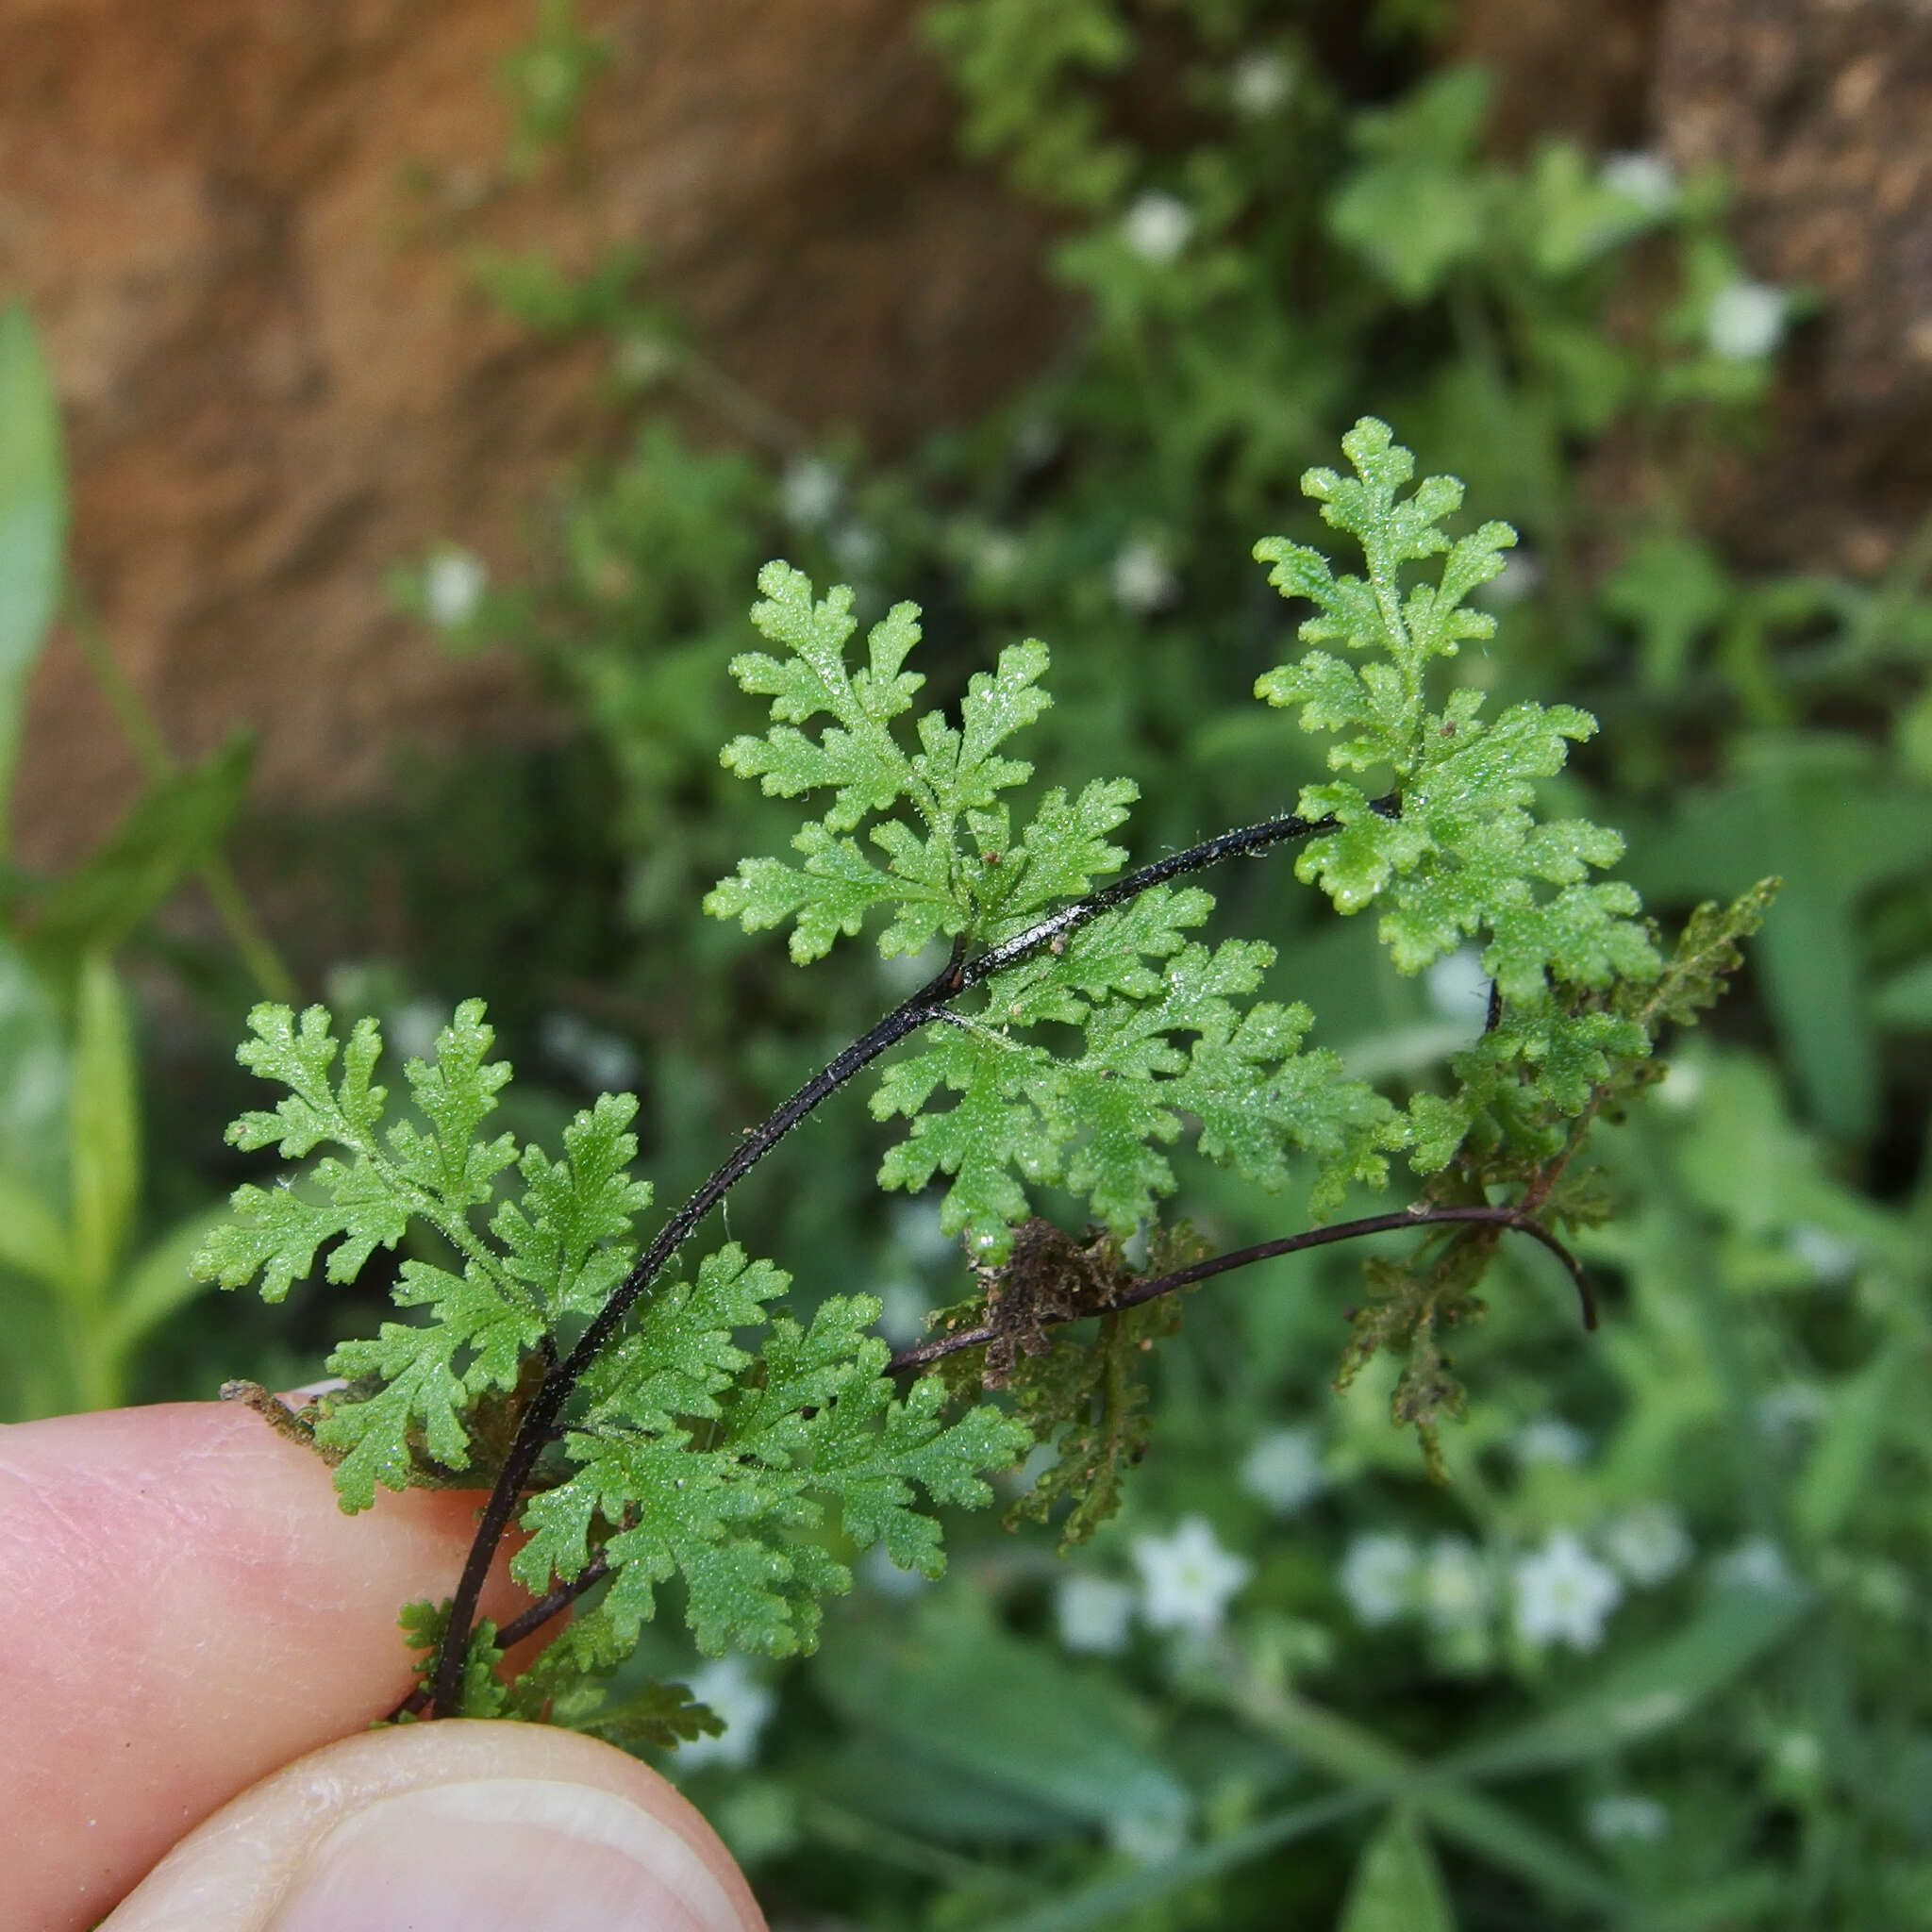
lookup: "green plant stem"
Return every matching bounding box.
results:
[428,797,1367,1716]
[63,587,296,1004]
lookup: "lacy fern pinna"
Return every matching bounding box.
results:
[194,420,1770,1729]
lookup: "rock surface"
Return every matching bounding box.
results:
[1,0,1061,866]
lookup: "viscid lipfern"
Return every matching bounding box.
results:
[194,421,1772,1733]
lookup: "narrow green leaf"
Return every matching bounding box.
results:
[98,1203,227,1363]
[1338,1809,1457,1932]
[0,302,67,850]
[0,1165,71,1290]
[19,735,252,967]
[1446,1586,1807,1781]
[69,951,139,1293]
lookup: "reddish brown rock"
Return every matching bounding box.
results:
[0,0,1060,868]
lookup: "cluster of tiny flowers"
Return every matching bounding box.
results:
[1339,1501,1696,1657]
[425,547,487,628]
[1056,1517,1251,1654]
[1705,279,1786,360]
[1121,192,1193,265]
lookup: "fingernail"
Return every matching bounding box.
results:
[265,1778,752,1932]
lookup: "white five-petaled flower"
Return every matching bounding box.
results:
[1599,1503,1692,1588]
[1057,1574,1138,1655]
[1240,1426,1325,1514]
[778,457,841,529]
[1340,1532,1419,1627]
[675,1656,776,1771]
[1586,1793,1669,1845]
[1111,539,1178,615]
[1122,191,1194,265]
[425,548,487,627]
[1706,279,1786,360]
[1600,151,1677,215]
[1229,50,1293,119]
[1132,1516,1252,1635]
[1513,1530,1623,1651]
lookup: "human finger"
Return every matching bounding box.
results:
[0,1401,532,1930]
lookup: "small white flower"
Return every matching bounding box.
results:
[1424,947,1492,1032]
[1132,1517,1252,1636]
[1756,1380,1827,1443]
[1706,279,1786,360]
[1111,539,1178,615]
[1108,1801,1190,1864]
[1713,1535,1794,1596]
[972,530,1024,583]
[1654,1058,1704,1110]
[1011,416,1060,467]
[1587,1792,1669,1845]
[890,1196,954,1266]
[1057,1574,1138,1655]
[539,1011,640,1093]
[778,457,841,528]
[1340,1532,1419,1627]
[1229,50,1293,119]
[425,548,487,627]
[1514,1417,1590,1469]
[390,998,448,1065]
[1600,151,1677,215]
[1121,191,1193,265]
[1787,1224,1858,1284]
[1600,1504,1693,1587]
[1513,1531,1623,1651]
[1423,1536,1492,1631]
[677,1656,776,1770]
[1241,1427,1325,1514]
[874,1280,929,1348]
[1481,549,1543,607]
[831,522,884,575]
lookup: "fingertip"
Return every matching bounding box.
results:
[102,1722,764,1932]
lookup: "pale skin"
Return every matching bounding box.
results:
[0,1402,763,1932]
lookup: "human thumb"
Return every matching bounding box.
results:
[100,1720,765,1932]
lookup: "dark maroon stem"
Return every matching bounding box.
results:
[428,799,1364,1715]
[457,1204,1588,1666]
[886,1202,1594,1375]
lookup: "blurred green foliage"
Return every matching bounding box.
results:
[8,0,1932,1925]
